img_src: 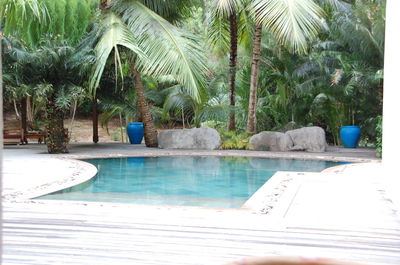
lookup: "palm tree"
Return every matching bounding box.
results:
[208,0,253,131]
[208,0,238,131]
[1,0,98,152]
[88,0,207,147]
[246,0,325,134]
[3,39,86,153]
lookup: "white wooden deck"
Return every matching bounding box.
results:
[3,201,400,265]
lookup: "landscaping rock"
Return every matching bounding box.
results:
[250,132,293,151]
[286,126,327,152]
[158,127,221,150]
[249,126,327,152]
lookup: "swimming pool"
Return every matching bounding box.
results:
[39,156,340,208]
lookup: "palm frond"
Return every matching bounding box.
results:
[316,0,352,12]
[312,93,329,104]
[138,0,198,23]
[330,0,385,62]
[214,0,239,16]
[163,92,194,113]
[111,0,207,102]
[88,12,146,95]
[198,104,229,122]
[207,9,231,52]
[0,0,46,28]
[99,95,139,127]
[251,0,325,54]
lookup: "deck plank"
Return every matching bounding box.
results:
[3,203,400,265]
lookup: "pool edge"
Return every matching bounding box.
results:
[2,158,98,202]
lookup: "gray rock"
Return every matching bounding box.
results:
[158,127,221,150]
[286,126,327,152]
[250,131,293,151]
[289,145,306,151]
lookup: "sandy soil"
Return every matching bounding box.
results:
[66,117,127,143]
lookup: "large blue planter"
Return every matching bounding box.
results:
[127,122,144,144]
[340,126,361,148]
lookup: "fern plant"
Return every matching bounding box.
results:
[219,129,252,150]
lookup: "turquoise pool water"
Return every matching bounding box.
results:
[39,156,340,208]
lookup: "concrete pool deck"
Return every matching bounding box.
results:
[2,143,400,264]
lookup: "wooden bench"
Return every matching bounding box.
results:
[3,129,23,145]
[23,131,46,144]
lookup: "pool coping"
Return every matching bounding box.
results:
[2,159,98,202]
[59,149,380,163]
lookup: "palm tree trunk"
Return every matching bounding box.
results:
[118,113,124,143]
[129,60,158,147]
[92,96,99,143]
[46,93,69,153]
[21,97,27,143]
[26,96,34,125]
[228,12,238,131]
[12,100,20,119]
[69,99,77,139]
[246,24,262,134]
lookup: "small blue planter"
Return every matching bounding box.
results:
[127,122,144,144]
[340,126,361,148]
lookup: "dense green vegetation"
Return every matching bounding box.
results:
[1,0,385,153]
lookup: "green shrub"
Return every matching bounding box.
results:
[219,130,252,150]
[201,120,225,129]
[111,127,125,142]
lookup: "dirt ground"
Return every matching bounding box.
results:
[3,113,127,143]
[67,117,128,143]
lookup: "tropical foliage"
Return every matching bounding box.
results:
[3,37,86,152]
[1,0,385,151]
[85,0,207,147]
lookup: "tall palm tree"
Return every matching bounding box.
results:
[89,0,207,147]
[209,0,239,131]
[246,0,325,134]
[208,0,252,131]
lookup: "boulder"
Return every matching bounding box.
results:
[286,126,327,152]
[158,127,221,150]
[250,131,293,151]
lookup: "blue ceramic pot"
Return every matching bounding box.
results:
[340,126,361,148]
[126,122,144,144]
